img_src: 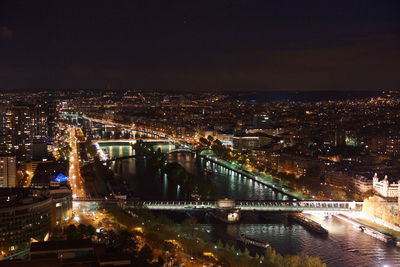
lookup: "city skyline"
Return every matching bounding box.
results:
[1,89,400,266]
[1,1,400,266]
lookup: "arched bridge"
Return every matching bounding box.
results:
[74,198,363,212]
[167,148,195,154]
[93,139,175,145]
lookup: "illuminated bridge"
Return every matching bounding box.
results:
[93,139,175,145]
[134,200,363,212]
[167,148,195,153]
[60,112,171,139]
[74,198,363,212]
[94,149,194,164]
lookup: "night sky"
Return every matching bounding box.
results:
[1,0,399,91]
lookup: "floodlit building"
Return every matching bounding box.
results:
[373,173,399,198]
[233,133,273,151]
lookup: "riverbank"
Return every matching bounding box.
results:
[354,216,400,242]
[335,214,398,245]
[200,150,308,200]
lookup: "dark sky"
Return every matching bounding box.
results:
[1,0,399,91]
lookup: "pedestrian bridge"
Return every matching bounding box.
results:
[76,199,362,212]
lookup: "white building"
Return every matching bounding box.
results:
[0,155,17,187]
[373,173,399,198]
[351,175,373,193]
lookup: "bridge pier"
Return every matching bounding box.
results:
[215,199,241,223]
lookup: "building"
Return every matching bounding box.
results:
[33,101,57,140]
[253,114,270,129]
[334,128,346,147]
[0,239,130,266]
[32,139,49,161]
[30,161,69,189]
[232,133,273,151]
[372,173,399,198]
[25,160,54,179]
[48,186,72,226]
[0,155,16,187]
[351,175,373,193]
[324,167,350,188]
[0,103,34,162]
[0,188,52,255]
[30,239,96,263]
[367,135,400,157]
[0,102,57,163]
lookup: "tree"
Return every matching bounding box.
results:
[86,224,96,237]
[156,256,165,266]
[216,239,224,249]
[199,137,211,146]
[77,224,87,236]
[330,190,347,200]
[157,214,174,227]
[117,230,138,252]
[162,241,176,255]
[65,224,81,240]
[182,216,197,227]
[182,216,197,237]
[213,139,222,146]
[303,256,327,267]
[85,141,98,158]
[243,248,250,258]
[284,255,301,267]
[137,245,153,264]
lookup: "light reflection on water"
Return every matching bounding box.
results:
[103,145,400,267]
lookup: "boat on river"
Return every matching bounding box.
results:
[358,226,396,245]
[288,213,328,235]
[237,234,270,248]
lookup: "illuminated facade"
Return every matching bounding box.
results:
[372,173,399,198]
[0,104,33,162]
[0,102,56,162]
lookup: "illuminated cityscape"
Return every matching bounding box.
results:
[1,1,400,267]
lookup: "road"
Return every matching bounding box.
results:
[67,127,86,199]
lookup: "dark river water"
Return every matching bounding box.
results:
[102,144,400,267]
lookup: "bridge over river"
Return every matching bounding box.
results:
[73,198,363,213]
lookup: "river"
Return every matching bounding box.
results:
[101,144,400,267]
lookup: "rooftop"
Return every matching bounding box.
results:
[30,239,93,252]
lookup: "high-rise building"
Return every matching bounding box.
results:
[253,114,270,129]
[33,101,57,139]
[0,102,57,163]
[0,155,17,187]
[0,103,34,161]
